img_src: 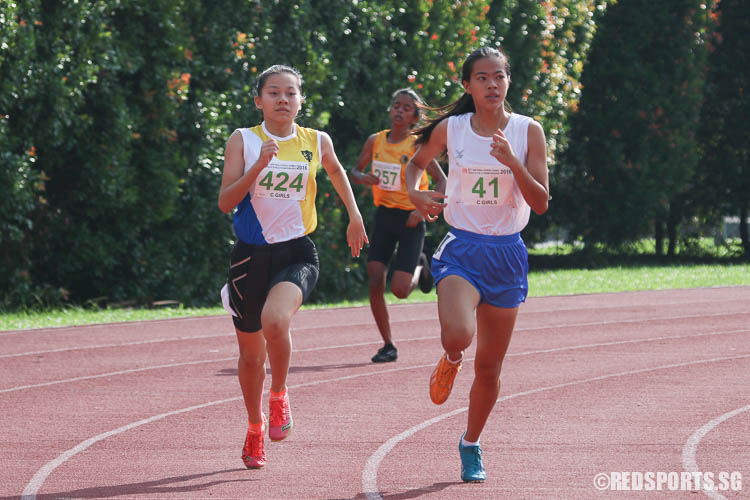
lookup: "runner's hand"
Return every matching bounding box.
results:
[406,210,424,228]
[360,172,380,186]
[346,216,369,258]
[408,190,447,223]
[490,130,516,166]
[257,139,279,169]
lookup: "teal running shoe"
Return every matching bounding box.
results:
[459,433,486,482]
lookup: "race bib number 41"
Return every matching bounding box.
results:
[460,165,513,206]
[372,160,402,192]
[254,159,309,201]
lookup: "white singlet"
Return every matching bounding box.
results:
[444,112,533,235]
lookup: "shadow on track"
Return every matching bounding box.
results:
[348,481,461,499]
[215,361,372,377]
[9,468,253,499]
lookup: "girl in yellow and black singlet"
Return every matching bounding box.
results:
[351,88,446,364]
[218,64,368,469]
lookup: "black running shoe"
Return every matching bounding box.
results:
[418,253,434,293]
[371,344,398,363]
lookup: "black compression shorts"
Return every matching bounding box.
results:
[226,235,319,333]
[367,205,426,273]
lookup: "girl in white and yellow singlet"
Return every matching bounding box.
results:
[218,65,367,470]
[351,89,446,364]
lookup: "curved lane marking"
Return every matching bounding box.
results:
[361,354,750,500]
[0,333,231,359]
[682,404,750,500]
[19,361,438,500]
[20,352,750,499]
[0,315,230,336]
[1,357,235,394]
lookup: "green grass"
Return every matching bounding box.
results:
[528,263,750,296]
[3,262,748,331]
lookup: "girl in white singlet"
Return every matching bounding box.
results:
[404,47,550,483]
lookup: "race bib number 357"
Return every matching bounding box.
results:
[254,159,309,201]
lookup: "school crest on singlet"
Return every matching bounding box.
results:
[232,122,322,245]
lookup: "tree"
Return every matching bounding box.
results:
[0,1,41,305]
[558,0,711,254]
[486,0,610,242]
[696,0,750,258]
[0,0,622,308]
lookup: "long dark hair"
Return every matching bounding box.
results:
[414,47,511,145]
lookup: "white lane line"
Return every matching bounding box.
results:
[361,354,750,500]
[0,357,235,394]
[19,351,750,499]
[292,336,436,353]
[3,328,748,394]
[21,396,240,500]
[0,317,438,357]
[0,315,228,336]
[682,404,750,500]
[509,328,748,357]
[0,333,231,359]
[18,361,437,500]
[3,310,748,359]
[516,294,750,313]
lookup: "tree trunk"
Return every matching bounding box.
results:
[740,205,749,260]
[655,219,664,256]
[667,202,679,257]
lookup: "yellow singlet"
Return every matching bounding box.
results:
[370,130,429,210]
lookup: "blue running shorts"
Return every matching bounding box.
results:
[431,228,528,308]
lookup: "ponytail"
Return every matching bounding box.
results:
[413,94,475,145]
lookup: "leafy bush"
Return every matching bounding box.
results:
[0,0,604,308]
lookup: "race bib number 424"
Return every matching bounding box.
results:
[460,165,513,206]
[254,159,309,201]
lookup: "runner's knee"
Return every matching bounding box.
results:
[260,308,292,342]
[367,263,387,288]
[238,344,266,369]
[474,360,502,385]
[441,323,474,352]
[390,281,411,299]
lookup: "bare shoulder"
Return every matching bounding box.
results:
[528,119,545,137]
[227,128,244,148]
[318,130,334,150]
[425,119,449,150]
[433,118,450,136]
[318,129,332,142]
[318,130,340,164]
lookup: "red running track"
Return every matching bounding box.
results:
[1,287,749,499]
